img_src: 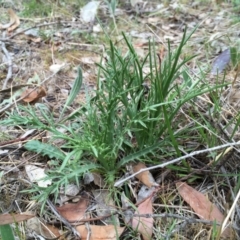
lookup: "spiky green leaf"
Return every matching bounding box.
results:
[24,140,65,160]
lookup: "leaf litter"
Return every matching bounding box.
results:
[0,1,240,239]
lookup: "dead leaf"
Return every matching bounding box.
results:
[76,225,125,240]
[27,37,42,43]
[211,48,230,75]
[0,213,34,225]
[60,183,80,197]
[27,217,61,239]
[84,172,104,187]
[132,162,158,188]
[121,192,134,225]
[159,45,165,62]
[137,185,155,203]
[7,9,20,32]
[132,197,153,240]
[176,182,231,238]
[56,196,89,222]
[0,9,19,30]
[80,1,100,23]
[25,165,51,188]
[40,223,61,239]
[147,17,161,24]
[24,29,39,37]
[49,63,66,73]
[92,189,119,225]
[21,86,47,103]
[80,56,101,64]
[130,0,144,8]
[176,182,223,220]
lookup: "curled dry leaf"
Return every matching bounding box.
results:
[132,162,158,188]
[7,9,20,32]
[0,9,19,30]
[56,196,89,222]
[176,182,232,238]
[132,196,153,240]
[21,86,47,103]
[76,225,125,240]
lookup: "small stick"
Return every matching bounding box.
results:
[1,34,12,89]
[114,141,240,187]
[0,21,61,41]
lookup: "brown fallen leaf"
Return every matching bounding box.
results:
[0,213,35,225]
[27,37,42,43]
[7,9,20,32]
[56,196,89,222]
[132,162,158,188]
[132,197,153,240]
[176,182,232,238]
[21,86,47,103]
[27,217,61,239]
[39,223,61,239]
[92,189,119,225]
[76,225,125,240]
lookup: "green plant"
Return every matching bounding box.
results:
[0,28,227,207]
[105,0,119,33]
[21,0,52,17]
[0,224,15,240]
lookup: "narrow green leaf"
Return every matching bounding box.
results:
[230,47,238,68]
[61,66,83,116]
[0,224,15,240]
[59,150,76,171]
[117,141,164,168]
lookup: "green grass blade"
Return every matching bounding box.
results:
[60,66,83,117]
[0,224,15,240]
[117,140,165,168]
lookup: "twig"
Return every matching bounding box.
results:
[46,199,80,239]
[0,21,61,41]
[221,188,240,234]
[85,222,91,240]
[0,135,32,146]
[114,141,240,187]
[133,213,223,225]
[1,35,13,89]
